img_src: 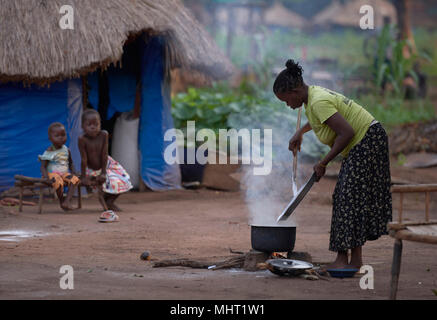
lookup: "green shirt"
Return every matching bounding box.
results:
[304,86,374,157]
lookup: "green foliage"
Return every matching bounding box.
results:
[413,28,437,78]
[172,84,269,132]
[171,83,329,159]
[372,24,392,88]
[355,94,435,129]
[396,153,406,166]
[368,24,419,98]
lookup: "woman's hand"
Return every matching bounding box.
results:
[289,132,303,156]
[313,162,326,182]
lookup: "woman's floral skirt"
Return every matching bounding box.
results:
[330,123,392,252]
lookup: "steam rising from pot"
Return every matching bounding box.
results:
[229,104,328,227]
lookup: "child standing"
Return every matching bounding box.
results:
[39,122,80,211]
[78,109,132,220]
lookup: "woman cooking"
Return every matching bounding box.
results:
[274,59,392,269]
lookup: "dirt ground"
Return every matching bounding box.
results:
[0,161,436,300]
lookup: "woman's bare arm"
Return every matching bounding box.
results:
[313,112,354,181]
[289,122,312,155]
[299,122,312,135]
[320,112,354,166]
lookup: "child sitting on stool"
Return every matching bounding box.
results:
[78,109,132,221]
[39,122,80,211]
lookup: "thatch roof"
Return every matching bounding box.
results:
[314,0,397,28]
[313,0,343,26]
[0,0,234,85]
[263,1,307,29]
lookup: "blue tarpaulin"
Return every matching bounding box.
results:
[0,81,69,191]
[139,36,181,190]
[87,67,136,121]
[87,36,181,190]
[67,80,84,171]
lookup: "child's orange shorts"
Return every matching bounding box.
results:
[48,172,80,190]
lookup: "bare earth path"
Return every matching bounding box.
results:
[0,163,436,300]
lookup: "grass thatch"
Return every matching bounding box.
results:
[314,0,397,28]
[0,0,234,85]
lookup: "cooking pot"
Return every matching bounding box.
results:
[251,225,296,253]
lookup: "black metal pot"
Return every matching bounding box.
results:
[251,225,296,253]
[179,147,207,183]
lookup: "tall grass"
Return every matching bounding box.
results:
[356,94,435,130]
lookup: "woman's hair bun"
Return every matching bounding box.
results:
[285,59,303,77]
[272,59,304,94]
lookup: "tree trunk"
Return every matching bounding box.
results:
[393,0,416,55]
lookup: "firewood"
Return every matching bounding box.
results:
[212,255,246,270]
[243,250,270,271]
[153,254,247,270]
[152,259,212,269]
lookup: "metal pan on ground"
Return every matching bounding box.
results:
[266,259,313,277]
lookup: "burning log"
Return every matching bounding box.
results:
[153,250,269,271]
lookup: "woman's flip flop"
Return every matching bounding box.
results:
[99,210,119,223]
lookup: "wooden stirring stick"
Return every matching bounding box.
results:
[293,107,302,185]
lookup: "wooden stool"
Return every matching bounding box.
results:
[388,184,437,300]
[14,175,82,214]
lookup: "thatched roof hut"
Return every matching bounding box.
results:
[313,0,343,26]
[263,1,308,29]
[0,0,234,85]
[0,0,234,192]
[313,0,397,28]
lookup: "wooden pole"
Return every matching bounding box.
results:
[395,229,437,245]
[389,239,403,300]
[293,107,302,184]
[391,184,437,193]
[399,193,403,223]
[14,175,51,185]
[38,187,44,214]
[19,186,23,213]
[425,192,430,222]
[78,185,82,209]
